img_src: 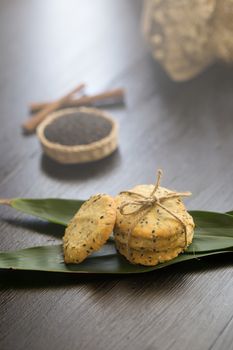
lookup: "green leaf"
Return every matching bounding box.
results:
[0,198,84,226]
[0,242,232,274]
[0,200,233,274]
[226,211,233,216]
[187,211,233,252]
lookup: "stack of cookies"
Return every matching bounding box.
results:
[114,185,194,266]
[63,172,195,266]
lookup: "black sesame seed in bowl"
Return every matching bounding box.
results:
[44,112,113,146]
[37,107,118,164]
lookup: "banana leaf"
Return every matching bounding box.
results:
[0,242,232,274]
[0,198,233,274]
[0,198,84,226]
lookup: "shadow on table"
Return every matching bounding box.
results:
[0,253,232,291]
[40,149,121,181]
[155,61,233,125]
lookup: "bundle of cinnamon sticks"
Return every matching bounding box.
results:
[22,83,125,133]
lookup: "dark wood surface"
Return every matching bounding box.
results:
[1,1,233,349]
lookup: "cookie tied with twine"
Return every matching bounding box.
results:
[114,170,195,266]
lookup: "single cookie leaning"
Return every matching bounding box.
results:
[63,194,116,263]
[114,184,194,266]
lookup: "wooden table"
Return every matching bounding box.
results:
[1,1,233,349]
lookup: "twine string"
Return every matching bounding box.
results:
[119,170,191,259]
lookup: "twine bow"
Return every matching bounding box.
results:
[119,170,191,258]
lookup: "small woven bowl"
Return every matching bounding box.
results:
[37,107,118,164]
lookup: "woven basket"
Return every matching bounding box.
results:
[37,107,118,164]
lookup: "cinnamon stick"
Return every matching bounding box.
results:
[0,198,12,206]
[29,88,125,113]
[22,83,85,133]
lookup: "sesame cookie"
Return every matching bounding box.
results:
[63,194,116,263]
[115,240,185,266]
[114,184,194,266]
[114,224,194,251]
[114,185,194,239]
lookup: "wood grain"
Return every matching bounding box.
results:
[0,1,233,349]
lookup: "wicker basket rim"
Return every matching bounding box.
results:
[37,107,118,153]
